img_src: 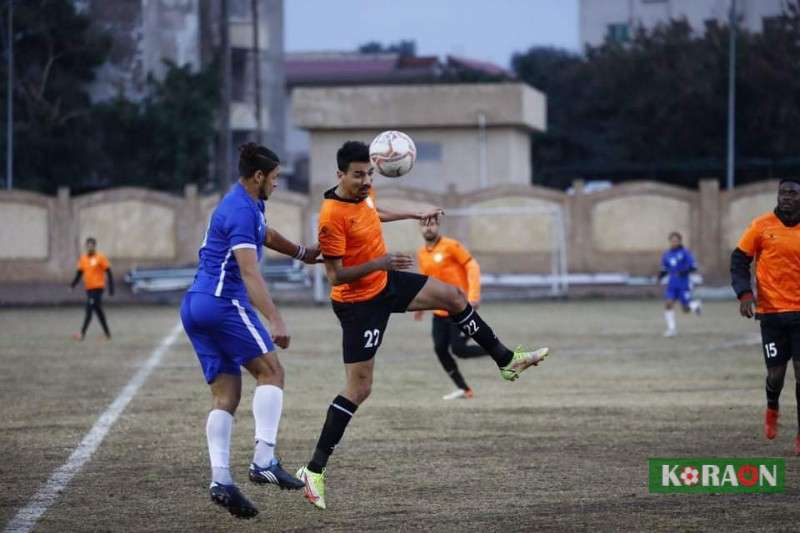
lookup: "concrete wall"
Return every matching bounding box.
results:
[0,186,310,283]
[0,179,781,284]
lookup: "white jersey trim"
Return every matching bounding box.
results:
[231,243,257,250]
[214,249,233,297]
[232,299,268,353]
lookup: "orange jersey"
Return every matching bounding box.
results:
[737,211,800,314]
[417,236,480,317]
[318,187,387,303]
[77,252,110,290]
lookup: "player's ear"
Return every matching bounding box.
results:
[336,170,344,180]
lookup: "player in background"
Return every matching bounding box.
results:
[415,217,487,400]
[180,143,320,518]
[659,231,701,337]
[295,141,550,510]
[70,237,113,340]
[731,178,800,454]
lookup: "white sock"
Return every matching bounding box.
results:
[206,409,234,485]
[664,310,676,331]
[252,384,283,467]
[689,300,701,312]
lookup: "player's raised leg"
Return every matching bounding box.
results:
[244,354,304,490]
[408,277,549,381]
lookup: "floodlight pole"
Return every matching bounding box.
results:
[5,0,13,190]
[726,0,736,190]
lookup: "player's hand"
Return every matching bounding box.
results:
[302,243,322,264]
[739,297,755,318]
[378,253,414,271]
[469,300,480,310]
[271,318,291,349]
[418,208,444,224]
[413,310,424,321]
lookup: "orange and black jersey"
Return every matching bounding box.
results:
[731,210,800,315]
[417,236,480,317]
[318,187,388,303]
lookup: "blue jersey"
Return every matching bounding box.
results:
[661,246,696,288]
[189,183,266,300]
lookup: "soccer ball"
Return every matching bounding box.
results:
[369,130,417,178]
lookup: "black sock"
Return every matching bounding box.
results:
[450,304,513,367]
[81,305,92,336]
[447,369,469,391]
[95,305,111,337]
[307,395,358,473]
[766,375,783,410]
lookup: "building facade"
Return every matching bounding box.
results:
[580,0,788,48]
[80,0,285,182]
[291,83,546,198]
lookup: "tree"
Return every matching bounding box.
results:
[91,61,219,191]
[358,39,416,57]
[0,0,111,192]
[512,2,800,188]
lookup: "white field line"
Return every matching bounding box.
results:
[4,322,184,533]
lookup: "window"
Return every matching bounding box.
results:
[416,142,442,162]
[606,23,630,43]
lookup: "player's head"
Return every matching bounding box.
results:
[238,142,280,200]
[778,178,800,217]
[668,231,682,249]
[85,237,97,254]
[420,217,440,242]
[336,141,373,201]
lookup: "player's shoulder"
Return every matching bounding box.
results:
[749,211,780,229]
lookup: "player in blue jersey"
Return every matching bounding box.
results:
[180,143,320,519]
[659,231,702,337]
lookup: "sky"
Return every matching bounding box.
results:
[284,0,579,69]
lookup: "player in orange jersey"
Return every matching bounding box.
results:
[731,178,800,454]
[415,217,487,400]
[70,237,113,340]
[295,140,550,510]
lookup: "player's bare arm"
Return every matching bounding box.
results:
[730,247,755,318]
[377,206,444,223]
[323,254,414,286]
[233,247,290,348]
[265,227,321,264]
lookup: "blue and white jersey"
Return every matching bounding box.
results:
[661,246,696,288]
[189,183,267,300]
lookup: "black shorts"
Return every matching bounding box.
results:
[332,270,428,363]
[759,313,800,368]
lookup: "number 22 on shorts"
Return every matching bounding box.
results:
[364,328,381,348]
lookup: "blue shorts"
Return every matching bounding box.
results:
[180,292,275,383]
[665,285,692,308]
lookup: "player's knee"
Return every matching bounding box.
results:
[213,394,240,414]
[347,375,373,404]
[444,286,468,313]
[254,357,284,387]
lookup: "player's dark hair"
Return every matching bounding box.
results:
[337,141,370,172]
[86,237,97,245]
[238,142,280,178]
[669,231,682,240]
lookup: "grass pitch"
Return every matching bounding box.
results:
[1,300,798,532]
